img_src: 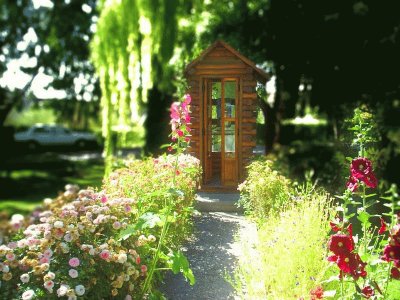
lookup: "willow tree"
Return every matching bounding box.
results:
[91,0,206,175]
[91,0,149,176]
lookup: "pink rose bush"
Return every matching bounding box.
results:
[0,152,201,299]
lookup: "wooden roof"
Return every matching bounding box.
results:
[185,40,270,83]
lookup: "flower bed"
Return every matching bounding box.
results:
[234,106,400,299]
[0,95,200,299]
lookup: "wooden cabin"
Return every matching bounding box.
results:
[185,40,269,189]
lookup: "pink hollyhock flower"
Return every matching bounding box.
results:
[170,102,181,121]
[177,130,184,137]
[346,176,359,192]
[361,286,374,299]
[379,218,387,235]
[69,257,80,267]
[183,94,191,105]
[185,114,191,123]
[351,158,372,179]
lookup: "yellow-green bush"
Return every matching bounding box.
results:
[235,185,334,299]
[238,158,292,219]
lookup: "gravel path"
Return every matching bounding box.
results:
[160,211,252,300]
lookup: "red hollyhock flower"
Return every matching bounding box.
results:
[364,173,378,189]
[391,267,400,280]
[347,223,353,237]
[328,234,354,255]
[351,158,372,179]
[346,176,359,192]
[382,244,400,262]
[378,218,387,235]
[329,221,341,232]
[361,286,374,299]
[310,286,324,299]
[336,253,367,279]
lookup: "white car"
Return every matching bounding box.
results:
[14,124,98,150]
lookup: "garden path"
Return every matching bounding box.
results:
[161,193,256,300]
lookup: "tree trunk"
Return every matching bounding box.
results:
[144,87,172,155]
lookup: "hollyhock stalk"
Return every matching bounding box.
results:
[141,95,191,297]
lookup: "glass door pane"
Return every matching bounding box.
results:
[224,81,236,118]
[211,81,221,152]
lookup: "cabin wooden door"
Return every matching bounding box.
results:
[203,78,239,186]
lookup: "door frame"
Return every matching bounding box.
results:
[201,77,240,186]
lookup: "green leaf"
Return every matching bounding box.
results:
[136,212,162,230]
[171,250,196,285]
[357,211,371,224]
[118,224,136,241]
[168,188,184,197]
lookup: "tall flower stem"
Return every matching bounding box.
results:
[361,184,367,254]
[383,262,393,298]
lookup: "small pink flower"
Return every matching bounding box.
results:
[100,249,110,260]
[113,221,121,229]
[183,94,191,105]
[124,205,131,213]
[40,256,50,264]
[141,265,148,273]
[69,257,80,267]
[101,195,108,203]
[346,176,358,192]
[7,242,17,249]
[43,249,53,258]
[6,253,15,261]
[177,130,184,137]
[44,280,55,290]
[68,269,78,278]
[136,256,141,265]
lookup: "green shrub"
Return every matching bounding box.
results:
[234,185,334,299]
[238,158,292,219]
[0,154,201,299]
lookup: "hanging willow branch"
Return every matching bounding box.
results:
[91,0,203,177]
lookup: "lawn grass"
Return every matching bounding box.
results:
[0,159,104,215]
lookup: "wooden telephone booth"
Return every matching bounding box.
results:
[185,40,269,189]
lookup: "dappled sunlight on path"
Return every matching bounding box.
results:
[161,212,251,300]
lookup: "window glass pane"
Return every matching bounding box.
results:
[224,121,235,157]
[211,81,222,152]
[224,81,236,118]
[212,82,221,120]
